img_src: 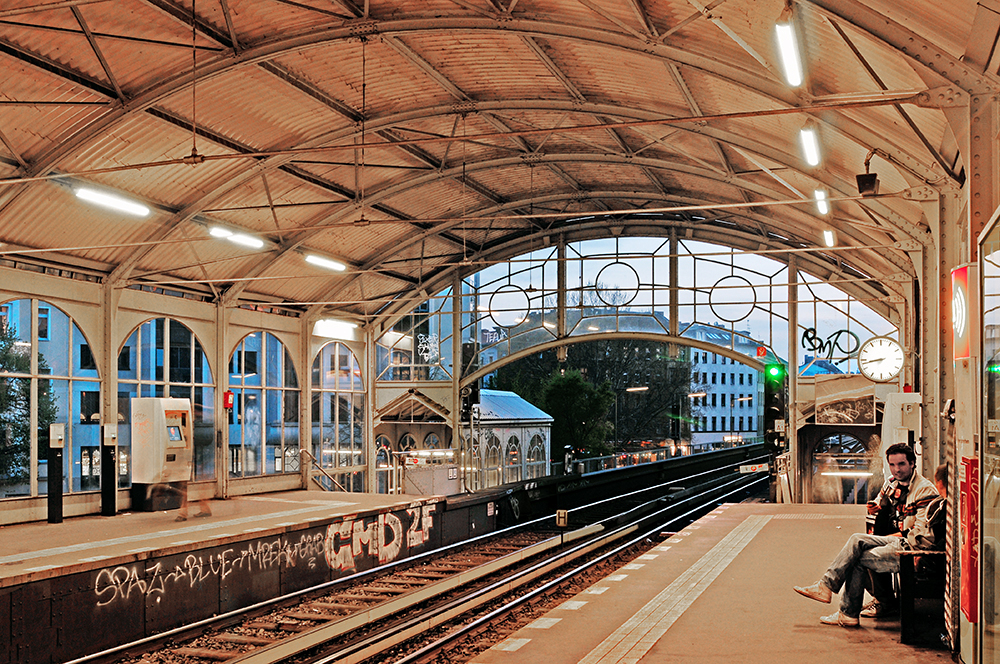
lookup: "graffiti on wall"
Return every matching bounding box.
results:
[324,504,435,571]
[92,504,435,607]
[94,531,326,607]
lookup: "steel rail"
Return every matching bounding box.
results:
[282,473,766,664]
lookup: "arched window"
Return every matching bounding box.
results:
[118,317,215,482]
[468,444,482,492]
[505,435,521,484]
[228,332,299,478]
[484,433,501,488]
[311,342,365,491]
[375,436,393,494]
[424,432,440,449]
[399,433,416,451]
[0,299,103,497]
[526,434,546,479]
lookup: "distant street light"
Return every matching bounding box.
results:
[616,386,648,444]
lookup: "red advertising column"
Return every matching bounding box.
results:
[960,456,980,622]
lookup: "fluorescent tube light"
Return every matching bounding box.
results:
[823,229,836,247]
[800,125,821,166]
[227,233,265,249]
[775,22,803,87]
[209,227,233,238]
[75,187,150,217]
[305,254,346,271]
[313,319,358,340]
[814,189,830,215]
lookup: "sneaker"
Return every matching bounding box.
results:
[194,511,212,518]
[793,581,832,603]
[860,599,898,619]
[174,515,187,522]
[820,611,860,627]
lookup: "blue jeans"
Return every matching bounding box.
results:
[821,533,907,618]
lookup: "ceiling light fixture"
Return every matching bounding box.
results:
[75,187,150,217]
[823,229,836,247]
[799,121,821,167]
[305,254,346,272]
[856,149,880,196]
[210,226,264,248]
[775,2,803,87]
[814,189,830,215]
[313,319,358,340]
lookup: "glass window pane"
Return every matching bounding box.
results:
[168,322,192,384]
[0,377,31,496]
[39,306,70,377]
[266,333,281,387]
[284,347,298,388]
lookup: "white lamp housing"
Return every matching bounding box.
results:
[305,254,347,271]
[775,21,803,87]
[814,189,830,215]
[75,187,150,217]
[799,124,821,166]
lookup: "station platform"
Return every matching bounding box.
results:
[0,489,454,664]
[0,490,435,588]
[473,503,952,664]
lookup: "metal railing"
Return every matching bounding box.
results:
[299,448,349,492]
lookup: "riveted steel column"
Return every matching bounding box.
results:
[557,238,567,339]
[669,228,679,359]
[969,94,999,259]
[364,322,376,492]
[788,255,799,503]
[452,272,463,480]
[101,281,120,515]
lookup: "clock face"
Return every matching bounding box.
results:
[857,336,904,382]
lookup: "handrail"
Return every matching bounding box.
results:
[299,448,349,492]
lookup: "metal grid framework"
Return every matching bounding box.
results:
[0,0,990,333]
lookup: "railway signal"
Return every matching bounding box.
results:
[763,363,787,450]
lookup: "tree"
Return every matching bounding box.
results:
[542,370,614,458]
[0,323,58,491]
[486,336,696,446]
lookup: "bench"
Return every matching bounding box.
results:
[897,550,946,646]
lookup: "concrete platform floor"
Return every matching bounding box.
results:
[473,503,952,664]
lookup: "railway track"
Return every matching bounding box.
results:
[75,456,769,664]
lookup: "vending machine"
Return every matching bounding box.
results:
[129,397,193,511]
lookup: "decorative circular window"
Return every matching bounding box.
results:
[488,284,530,328]
[596,261,640,306]
[709,275,756,322]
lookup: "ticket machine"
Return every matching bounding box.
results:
[130,397,193,511]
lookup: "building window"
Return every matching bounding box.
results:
[80,391,100,424]
[739,373,744,385]
[79,344,97,371]
[721,373,726,385]
[311,341,364,491]
[38,307,50,340]
[711,416,717,431]
[711,393,717,407]
[712,373,717,384]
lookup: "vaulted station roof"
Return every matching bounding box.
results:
[0,0,992,325]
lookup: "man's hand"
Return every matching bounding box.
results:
[867,502,881,516]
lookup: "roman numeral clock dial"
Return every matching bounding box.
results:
[857,336,904,382]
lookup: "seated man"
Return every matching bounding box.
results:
[793,444,940,627]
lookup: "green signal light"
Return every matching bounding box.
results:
[766,364,786,378]
[990,364,1000,373]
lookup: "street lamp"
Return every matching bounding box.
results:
[616,386,648,445]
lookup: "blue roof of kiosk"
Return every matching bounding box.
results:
[478,389,553,423]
